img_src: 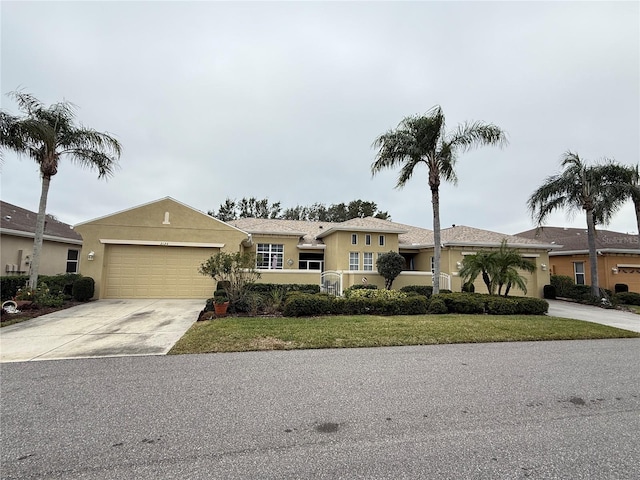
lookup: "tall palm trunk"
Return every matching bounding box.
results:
[585,208,599,297]
[29,174,51,290]
[635,198,640,246]
[431,185,441,294]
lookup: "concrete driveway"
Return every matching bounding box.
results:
[547,299,640,333]
[0,299,203,363]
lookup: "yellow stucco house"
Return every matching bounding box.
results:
[1,201,83,277]
[74,197,555,300]
[517,227,640,293]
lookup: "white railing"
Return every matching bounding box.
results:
[434,272,451,290]
[320,271,342,296]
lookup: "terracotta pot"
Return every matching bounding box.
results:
[214,302,230,316]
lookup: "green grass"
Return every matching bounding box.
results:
[168,314,640,355]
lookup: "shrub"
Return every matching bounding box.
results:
[397,296,428,315]
[249,283,320,295]
[550,275,575,297]
[400,285,433,297]
[615,284,629,293]
[543,284,556,299]
[440,293,485,314]
[485,297,518,315]
[1,275,28,301]
[376,251,405,289]
[462,282,475,293]
[283,293,335,317]
[16,283,65,308]
[343,284,379,298]
[427,296,448,314]
[347,289,407,301]
[41,273,81,297]
[513,297,549,315]
[566,284,597,303]
[72,277,95,302]
[615,292,640,306]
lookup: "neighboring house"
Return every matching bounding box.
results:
[74,197,555,300]
[516,226,640,293]
[0,200,83,277]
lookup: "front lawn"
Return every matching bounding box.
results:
[168,314,640,354]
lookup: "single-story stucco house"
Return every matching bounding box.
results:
[517,226,640,293]
[74,197,555,300]
[1,201,83,277]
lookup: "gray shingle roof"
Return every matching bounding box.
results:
[229,217,554,250]
[0,201,82,242]
[516,226,640,252]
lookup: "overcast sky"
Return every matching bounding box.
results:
[1,1,638,236]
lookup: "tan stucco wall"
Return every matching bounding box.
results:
[1,234,81,277]
[74,198,249,299]
[445,246,550,297]
[246,235,303,269]
[550,253,640,293]
[255,270,322,285]
[323,231,399,271]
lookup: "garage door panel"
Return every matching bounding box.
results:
[104,245,217,299]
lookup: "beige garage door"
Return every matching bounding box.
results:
[104,245,218,299]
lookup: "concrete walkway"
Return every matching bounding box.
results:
[547,299,640,333]
[0,299,203,363]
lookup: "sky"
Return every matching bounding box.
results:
[1,1,638,236]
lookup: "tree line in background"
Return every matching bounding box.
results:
[208,197,390,222]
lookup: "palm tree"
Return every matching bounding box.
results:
[528,152,620,297]
[0,91,121,289]
[491,239,536,296]
[458,251,496,294]
[599,162,640,244]
[371,106,508,293]
[458,239,535,296]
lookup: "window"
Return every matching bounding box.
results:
[365,234,371,246]
[363,252,373,271]
[574,262,585,285]
[66,249,79,273]
[379,235,385,246]
[349,252,359,271]
[299,253,324,270]
[257,244,284,269]
[351,234,358,245]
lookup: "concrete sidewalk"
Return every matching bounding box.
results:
[0,299,203,362]
[547,299,640,333]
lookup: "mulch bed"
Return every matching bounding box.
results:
[0,301,84,325]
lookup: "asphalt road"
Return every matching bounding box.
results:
[2,340,639,479]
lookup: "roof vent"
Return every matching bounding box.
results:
[4,215,11,220]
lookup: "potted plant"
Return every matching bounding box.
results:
[213,291,230,316]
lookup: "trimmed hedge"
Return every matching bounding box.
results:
[72,277,95,301]
[249,283,320,295]
[615,292,640,306]
[282,291,547,316]
[1,273,83,301]
[401,285,433,297]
